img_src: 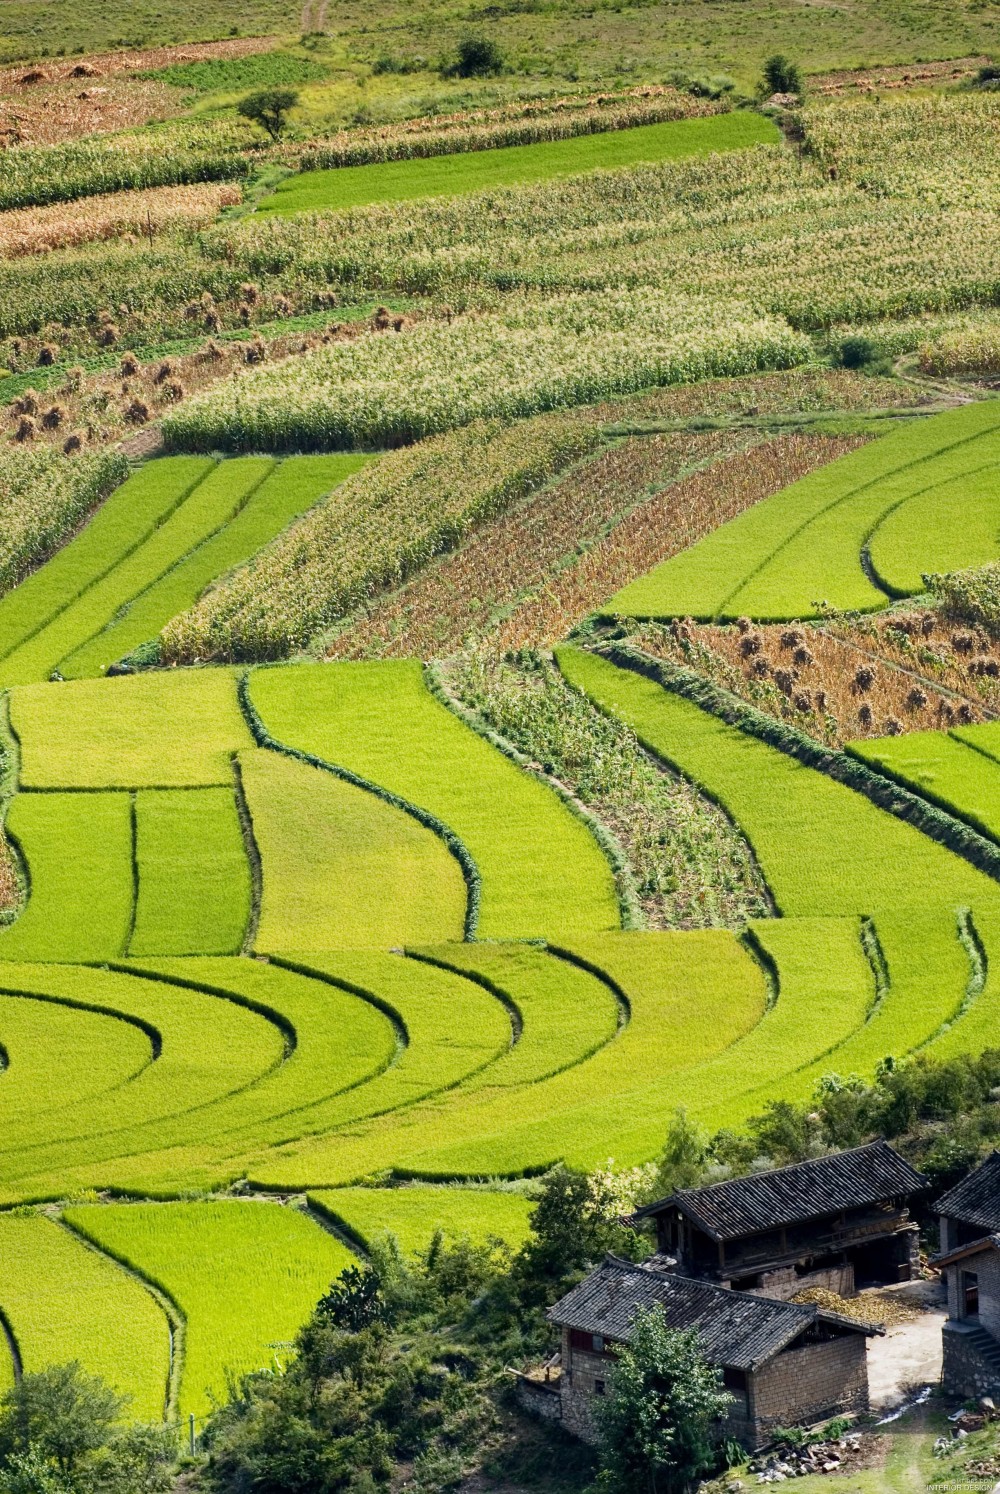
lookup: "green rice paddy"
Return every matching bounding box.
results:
[247,660,620,940]
[310,1185,535,1257]
[0,1212,169,1421]
[64,1201,351,1418]
[259,113,780,216]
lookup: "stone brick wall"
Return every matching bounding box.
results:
[979,1253,1000,1338]
[746,1262,855,1301]
[751,1336,869,1430]
[942,1321,1000,1400]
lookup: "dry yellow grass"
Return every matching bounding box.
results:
[0,182,241,258]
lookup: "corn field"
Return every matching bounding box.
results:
[161,411,603,661]
[162,290,811,453]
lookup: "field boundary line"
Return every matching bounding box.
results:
[58,1209,185,1423]
[0,1300,22,1383]
[238,669,482,938]
[917,907,987,1051]
[0,692,26,927]
[253,954,521,1138]
[231,756,262,956]
[412,943,625,1081]
[426,662,642,931]
[0,459,216,667]
[815,626,1000,722]
[602,643,1000,887]
[123,792,139,958]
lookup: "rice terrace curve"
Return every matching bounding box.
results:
[0,9,999,1481]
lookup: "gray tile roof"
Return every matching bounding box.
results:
[936,1153,1000,1234]
[637,1141,927,1242]
[547,1257,876,1372]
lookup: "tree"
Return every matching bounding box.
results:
[762,55,803,97]
[452,36,504,77]
[237,88,299,140]
[0,1364,126,1482]
[652,1109,709,1199]
[317,1265,387,1333]
[512,1167,637,1308]
[595,1310,731,1494]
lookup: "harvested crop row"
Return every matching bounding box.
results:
[555,647,1000,920]
[162,290,809,456]
[329,430,740,660]
[445,650,771,932]
[0,181,241,260]
[633,617,984,748]
[162,413,604,662]
[604,402,1000,624]
[499,434,864,650]
[64,1201,351,1419]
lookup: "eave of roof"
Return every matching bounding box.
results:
[932,1233,1000,1269]
[547,1256,878,1372]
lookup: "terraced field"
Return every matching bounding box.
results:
[0,454,369,684]
[1,116,998,1434]
[604,400,1000,622]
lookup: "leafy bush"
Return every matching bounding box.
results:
[451,36,505,78]
[595,1311,731,1494]
[926,562,1000,637]
[763,54,804,96]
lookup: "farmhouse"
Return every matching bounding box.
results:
[632,1141,927,1299]
[547,1255,879,1446]
[934,1153,1000,1399]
